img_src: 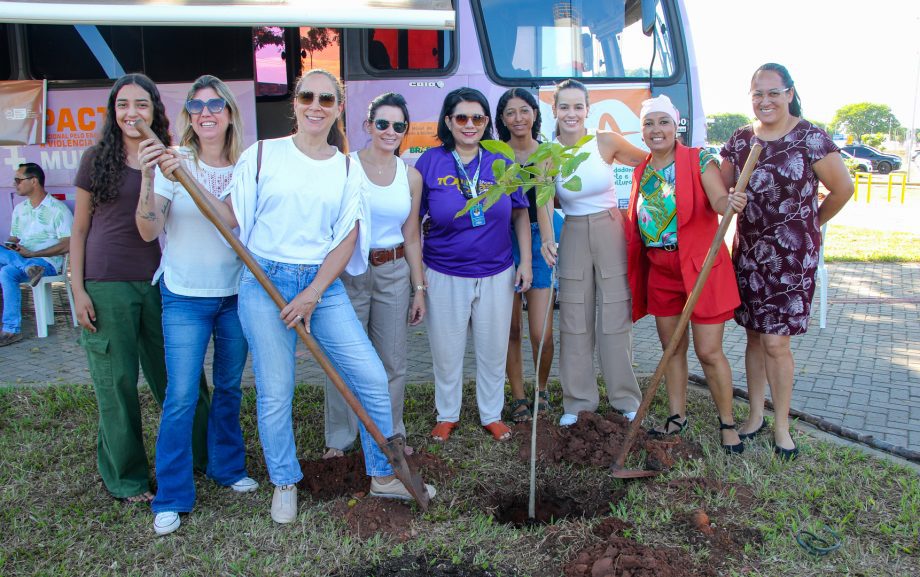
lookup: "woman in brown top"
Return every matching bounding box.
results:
[71,74,209,503]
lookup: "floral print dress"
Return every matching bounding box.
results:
[721,120,838,335]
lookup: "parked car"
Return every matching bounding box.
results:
[840,144,901,174]
[840,150,872,173]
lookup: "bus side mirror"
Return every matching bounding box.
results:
[641,0,657,36]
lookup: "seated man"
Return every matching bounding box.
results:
[0,163,73,346]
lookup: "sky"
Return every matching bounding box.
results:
[684,0,920,129]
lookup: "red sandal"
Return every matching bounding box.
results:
[483,421,512,442]
[430,421,457,442]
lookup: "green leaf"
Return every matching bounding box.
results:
[575,134,595,148]
[454,196,481,219]
[529,145,553,164]
[480,140,515,162]
[536,183,556,207]
[562,175,582,192]
[562,152,590,178]
[491,159,506,180]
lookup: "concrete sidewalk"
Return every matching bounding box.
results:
[1,262,917,453]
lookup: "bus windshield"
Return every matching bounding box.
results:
[475,0,675,81]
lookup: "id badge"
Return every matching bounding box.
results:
[470,203,486,227]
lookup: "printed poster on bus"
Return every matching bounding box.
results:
[0,80,46,146]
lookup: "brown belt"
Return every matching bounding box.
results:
[369,244,405,266]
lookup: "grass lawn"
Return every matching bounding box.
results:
[0,381,917,577]
[824,226,920,262]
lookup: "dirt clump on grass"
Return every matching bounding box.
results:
[298,449,452,500]
[332,497,418,541]
[563,516,716,577]
[336,554,508,577]
[679,508,763,571]
[515,411,703,470]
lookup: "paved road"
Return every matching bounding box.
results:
[1,261,917,453]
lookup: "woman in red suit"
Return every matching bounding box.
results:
[626,95,747,453]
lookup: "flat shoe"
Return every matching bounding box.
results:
[430,421,457,443]
[719,419,744,455]
[483,421,512,442]
[738,418,767,440]
[649,413,688,436]
[230,476,259,493]
[154,511,180,536]
[508,398,532,423]
[559,413,578,427]
[773,442,799,461]
[370,477,437,501]
[322,447,345,459]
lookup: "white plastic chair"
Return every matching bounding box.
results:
[22,254,78,338]
[816,224,828,329]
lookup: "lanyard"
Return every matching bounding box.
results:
[451,149,482,198]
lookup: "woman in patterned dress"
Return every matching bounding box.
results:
[720,63,853,459]
[626,95,747,453]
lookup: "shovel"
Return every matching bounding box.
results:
[136,120,431,510]
[610,143,763,479]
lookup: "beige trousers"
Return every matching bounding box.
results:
[557,210,642,415]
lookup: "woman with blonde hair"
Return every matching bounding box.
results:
[136,74,257,536]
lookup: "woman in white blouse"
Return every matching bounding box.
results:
[323,92,425,458]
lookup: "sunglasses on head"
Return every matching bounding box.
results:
[450,113,488,127]
[185,98,227,115]
[297,91,337,108]
[373,119,408,134]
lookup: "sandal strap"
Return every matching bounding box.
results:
[509,398,530,410]
[719,419,737,430]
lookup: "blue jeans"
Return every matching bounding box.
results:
[152,281,249,514]
[237,256,394,484]
[0,247,57,333]
[511,211,564,290]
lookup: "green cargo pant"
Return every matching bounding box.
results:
[81,281,210,498]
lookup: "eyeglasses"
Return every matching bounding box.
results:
[750,88,791,102]
[450,113,488,127]
[185,98,227,115]
[297,91,337,108]
[13,176,34,184]
[373,119,408,134]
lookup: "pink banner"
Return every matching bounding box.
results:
[0,80,46,146]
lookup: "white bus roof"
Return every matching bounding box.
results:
[0,0,455,29]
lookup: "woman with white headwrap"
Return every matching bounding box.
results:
[625,95,747,453]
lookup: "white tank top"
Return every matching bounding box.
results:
[554,131,617,216]
[351,152,411,248]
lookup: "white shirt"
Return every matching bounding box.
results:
[228,136,368,275]
[152,147,242,297]
[351,152,411,249]
[554,131,618,216]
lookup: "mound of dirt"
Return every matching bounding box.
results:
[336,554,508,577]
[515,411,703,471]
[563,517,716,577]
[297,449,452,500]
[679,508,763,571]
[332,497,417,541]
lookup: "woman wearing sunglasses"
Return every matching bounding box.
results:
[322,93,426,458]
[224,70,434,524]
[541,79,647,428]
[417,87,532,443]
[71,74,210,507]
[135,75,257,536]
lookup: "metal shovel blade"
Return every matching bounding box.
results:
[381,434,431,510]
[610,463,662,479]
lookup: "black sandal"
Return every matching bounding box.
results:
[508,398,532,423]
[649,413,687,436]
[536,390,551,412]
[719,419,745,454]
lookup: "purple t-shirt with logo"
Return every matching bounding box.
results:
[417,146,528,278]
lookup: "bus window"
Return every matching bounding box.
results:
[300,27,341,78]
[0,26,11,80]
[365,28,451,72]
[25,25,252,82]
[475,0,675,81]
[254,26,289,98]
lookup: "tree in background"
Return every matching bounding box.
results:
[830,103,901,143]
[705,113,750,144]
[302,28,340,68]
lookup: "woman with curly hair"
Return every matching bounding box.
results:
[71,73,209,504]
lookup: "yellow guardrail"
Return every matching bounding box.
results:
[853,172,906,203]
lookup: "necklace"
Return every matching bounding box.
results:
[361,152,394,175]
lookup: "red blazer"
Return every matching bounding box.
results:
[626,143,740,322]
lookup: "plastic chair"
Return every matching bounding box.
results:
[22,254,77,338]
[816,224,828,329]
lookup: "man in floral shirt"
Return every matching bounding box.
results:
[1,163,73,346]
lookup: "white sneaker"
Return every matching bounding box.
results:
[559,413,578,427]
[623,411,637,422]
[153,511,180,536]
[370,477,437,501]
[271,484,297,524]
[230,476,259,493]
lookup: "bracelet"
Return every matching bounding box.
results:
[309,285,322,303]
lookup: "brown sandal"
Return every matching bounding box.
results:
[430,421,457,443]
[483,421,512,442]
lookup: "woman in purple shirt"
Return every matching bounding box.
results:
[416,87,532,443]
